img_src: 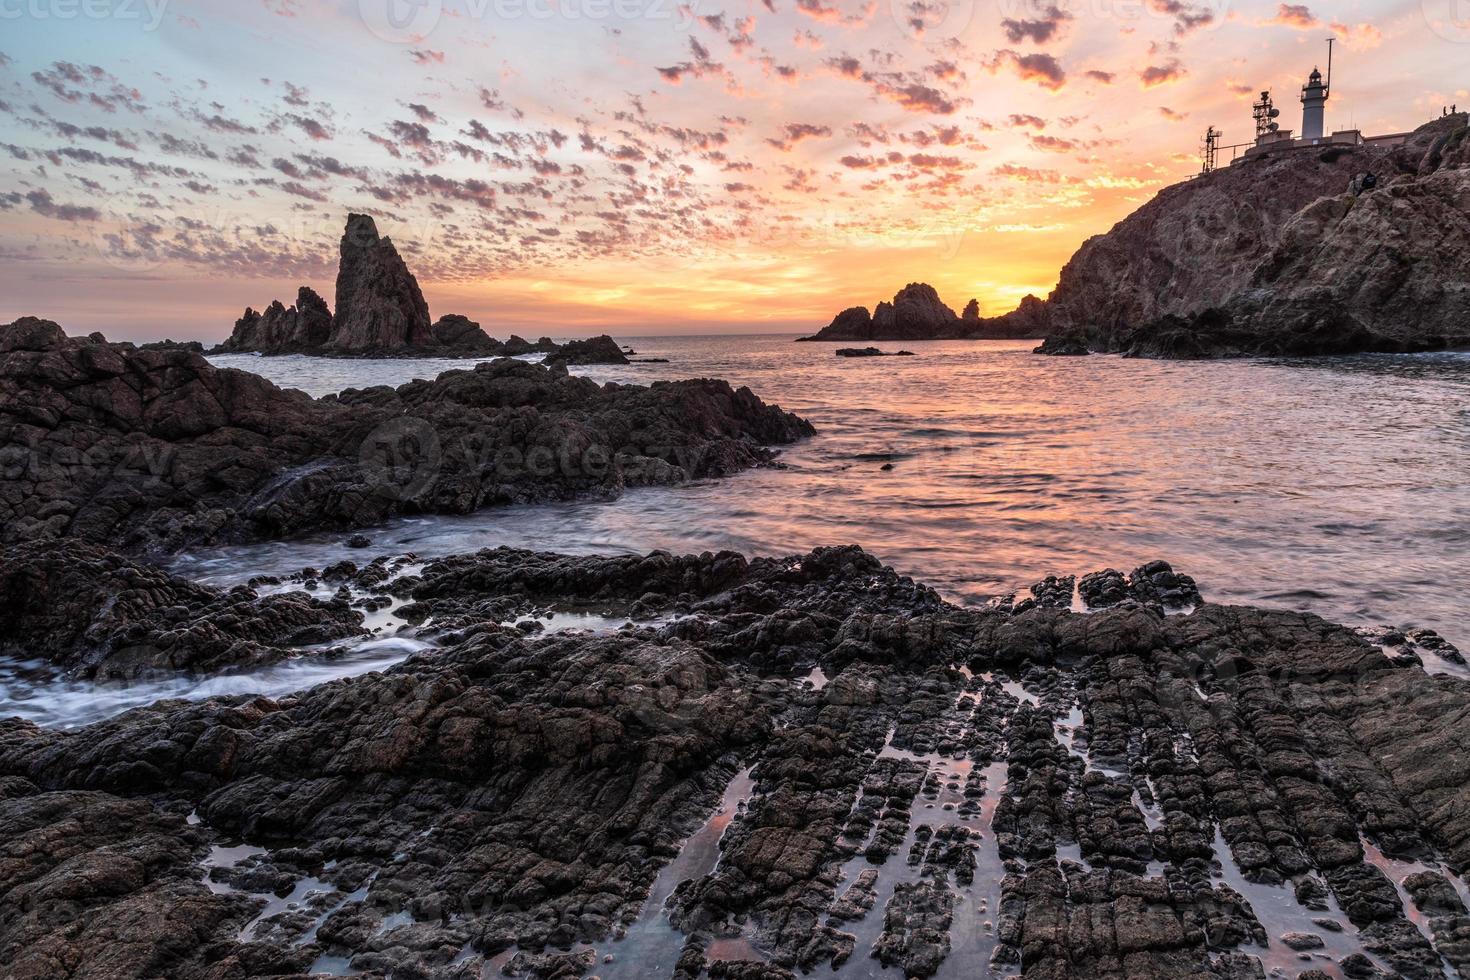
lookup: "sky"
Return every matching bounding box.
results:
[0,0,1466,341]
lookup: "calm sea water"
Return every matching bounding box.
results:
[196,336,1470,644]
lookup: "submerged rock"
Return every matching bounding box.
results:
[834,347,915,358]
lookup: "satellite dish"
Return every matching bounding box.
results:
[1268,122,1279,132]
[1269,108,1281,118]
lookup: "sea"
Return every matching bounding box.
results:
[193,334,1470,640]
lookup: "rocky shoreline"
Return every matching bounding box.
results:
[0,318,811,555]
[4,309,1470,980]
[2,540,1468,980]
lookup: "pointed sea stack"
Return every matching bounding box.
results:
[327,213,433,351]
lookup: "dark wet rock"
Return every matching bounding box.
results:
[3,547,1469,979]
[0,788,313,980]
[1078,568,1128,609]
[1033,331,1091,356]
[1408,628,1465,665]
[542,334,630,366]
[1015,574,1074,612]
[872,879,953,976]
[1404,871,1470,974]
[345,534,372,549]
[0,539,364,678]
[137,339,205,354]
[0,323,811,553]
[834,348,915,358]
[1127,560,1202,610]
[427,313,501,353]
[1281,930,1326,950]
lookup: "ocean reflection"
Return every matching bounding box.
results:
[195,337,1470,643]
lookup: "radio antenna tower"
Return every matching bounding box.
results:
[1200,126,1221,175]
[1253,91,1281,140]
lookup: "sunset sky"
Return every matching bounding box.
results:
[0,0,1466,340]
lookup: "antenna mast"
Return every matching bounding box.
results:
[1200,126,1220,175]
[1252,91,1281,140]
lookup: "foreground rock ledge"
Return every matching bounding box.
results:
[0,318,812,554]
[1,544,1467,979]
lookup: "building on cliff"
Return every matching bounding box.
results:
[1199,40,1413,174]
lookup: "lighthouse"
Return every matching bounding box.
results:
[1301,67,1329,141]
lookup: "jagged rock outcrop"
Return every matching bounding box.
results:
[876,284,958,338]
[801,285,958,341]
[1031,113,1470,357]
[216,287,333,354]
[0,319,813,554]
[208,215,638,361]
[802,285,1048,342]
[327,213,433,352]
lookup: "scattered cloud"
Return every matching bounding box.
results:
[1139,60,1187,88]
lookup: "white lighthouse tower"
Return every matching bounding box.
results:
[1301,67,1328,140]
[1300,39,1333,142]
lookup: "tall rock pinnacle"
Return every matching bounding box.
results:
[327,213,432,351]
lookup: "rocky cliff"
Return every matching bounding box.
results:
[1031,113,1470,357]
[0,317,812,554]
